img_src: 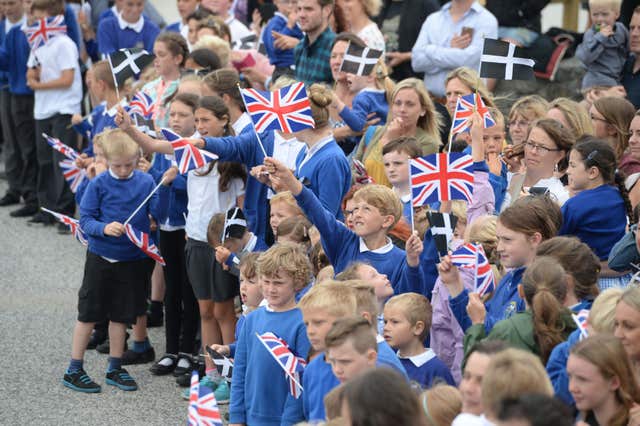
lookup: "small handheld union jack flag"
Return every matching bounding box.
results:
[59,159,86,193]
[572,309,590,339]
[187,371,223,426]
[43,133,80,161]
[450,243,495,297]
[410,153,474,206]
[23,15,66,50]
[256,332,307,398]
[129,91,154,119]
[352,158,374,185]
[41,208,88,246]
[124,224,166,265]
[451,93,495,135]
[240,82,315,134]
[161,128,218,175]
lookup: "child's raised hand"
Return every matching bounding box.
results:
[161,166,179,185]
[104,221,125,237]
[250,164,272,186]
[264,157,302,195]
[487,152,502,176]
[137,156,151,172]
[405,231,423,267]
[71,113,84,125]
[467,292,486,325]
[215,246,232,266]
[114,105,133,131]
[437,254,464,296]
[208,344,231,357]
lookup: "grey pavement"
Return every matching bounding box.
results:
[0,178,188,425]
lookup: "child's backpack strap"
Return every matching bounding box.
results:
[363,125,378,148]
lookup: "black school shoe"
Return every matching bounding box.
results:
[95,333,129,354]
[149,354,177,375]
[121,346,155,365]
[0,193,20,206]
[105,368,138,391]
[10,204,38,217]
[173,353,195,377]
[62,369,101,393]
[86,330,108,350]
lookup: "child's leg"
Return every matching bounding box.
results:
[63,320,101,393]
[148,262,165,326]
[213,300,237,345]
[108,321,127,359]
[105,321,138,391]
[198,299,221,370]
[71,320,95,361]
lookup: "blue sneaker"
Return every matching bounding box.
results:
[105,368,138,391]
[62,369,101,393]
[182,375,218,400]
[214,380,230,403]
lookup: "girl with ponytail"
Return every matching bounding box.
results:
[561,136,634,290]
[463,256,577,364]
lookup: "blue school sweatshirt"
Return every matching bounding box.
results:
[559,184,627,260]
[339,89,388,133]
[449,267,527,334]
[79,170,164,261]
[97,16,160,56]
[165,21,181,33]
[295,186,427,295]
[64,5,81,49]
[0,25,32,95]
[229,313,247,358]
[399,349,455,389]
[0,18,12,85]
[229,306,311,425]
[262,12,303,67]
[546,328,582,406]
[77,104,118,157]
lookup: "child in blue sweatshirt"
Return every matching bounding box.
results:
[265,156,426,296]
[229,243,311,425]
[383,293,454,389]
[97,0,160,55]
[62,129,162,393]
[262,0,303,78]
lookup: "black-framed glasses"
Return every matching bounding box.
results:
[524,141,561,154]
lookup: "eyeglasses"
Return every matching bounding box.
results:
[508,120,530,128]
[524,141,561,154]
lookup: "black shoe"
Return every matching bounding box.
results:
[95,333,129,354]
[28,211,54,225]
[105,368,138,391]
[57,222,71,234]
[0,193,20,207]
[10,204,38,217]
[173,353,195,377]
[149,354,177,375]
[176,371,195,387]
[62,369,101,393]
[87,331,108,350]
[121,346,155,365]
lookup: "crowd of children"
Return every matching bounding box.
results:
[4,0,640,424]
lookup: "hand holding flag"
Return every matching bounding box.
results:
[161,128,218,174]
[205,346,233,380]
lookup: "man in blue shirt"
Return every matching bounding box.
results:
[294,0,335,85]
[622,8,640,109]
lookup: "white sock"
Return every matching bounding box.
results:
[177,357,190,369]
[158,356,176,367]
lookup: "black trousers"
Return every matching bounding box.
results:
[1,89,18,197]
[35,114,76,215]
[160,229,200,355]
[10,94,38,205]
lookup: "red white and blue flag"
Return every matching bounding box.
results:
[187,371,223,426]
[129,91,154,119]
[161,128,218,175]
[124,224,166,265]
[59,159,86,193]
[450,243,495,297]
[572,309,590,339]
[256,332,307,398]
[451,93,495,135]
[43,133,80,160]
[240,82,315,133]
[23,15,67,50]
[410,153,474,206]
[41,208,88,246]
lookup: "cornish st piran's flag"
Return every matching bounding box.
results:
[206,346,233,380]
[43,133,80,160]
[161,128,218,175]
[59,159,86,193]
[23,15,66,50]
[41,208,88,246]
[339,41,383,76]
[240,82,315,133]
[480,38,535,80]
[451,93,495,135]
[450,243,495,297]
[108,48,154,86]
[427,211,457,257]
[256,332,307,398]
[124,224,166,265]
[187,371,223,426]
[410,153,474,206]
[129,91,154,119]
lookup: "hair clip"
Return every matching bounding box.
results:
[586,150,599,162]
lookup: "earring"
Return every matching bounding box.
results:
[554,163,559,172]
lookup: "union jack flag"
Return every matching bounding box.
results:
[43,133,80,160]
[449,243,495,297]
[572,309,590,339]
[129,91,154,119]
[352,158,374,184]
[124,224,166,265]
[240,82,315,133]
[256,332,307,398]
[410,153,474,206]
[59,159,86,193]
[41,208,88,245]
[161,128,218,175]
[187,371,223,426]
[451,93,495,135]
[23,15,67,50]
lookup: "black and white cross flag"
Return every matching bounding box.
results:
[232,34,257,50]
[108,48,154,87]
[339,42,383,76]
[479,38,535,81]
[427,211,458,257]
[206,346,234,380]
[133,113,156,138]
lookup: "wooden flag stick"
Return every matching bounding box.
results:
[123,177,165,226]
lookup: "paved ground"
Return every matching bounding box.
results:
[0,178,189,424]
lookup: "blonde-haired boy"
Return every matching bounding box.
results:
[383,293,454,389]
[229,243,311,425]
[264,158,426,295]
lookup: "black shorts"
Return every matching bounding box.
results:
[185,238,239,302]
[77,251,154,324]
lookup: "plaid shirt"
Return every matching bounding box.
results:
[294,26,335,85]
